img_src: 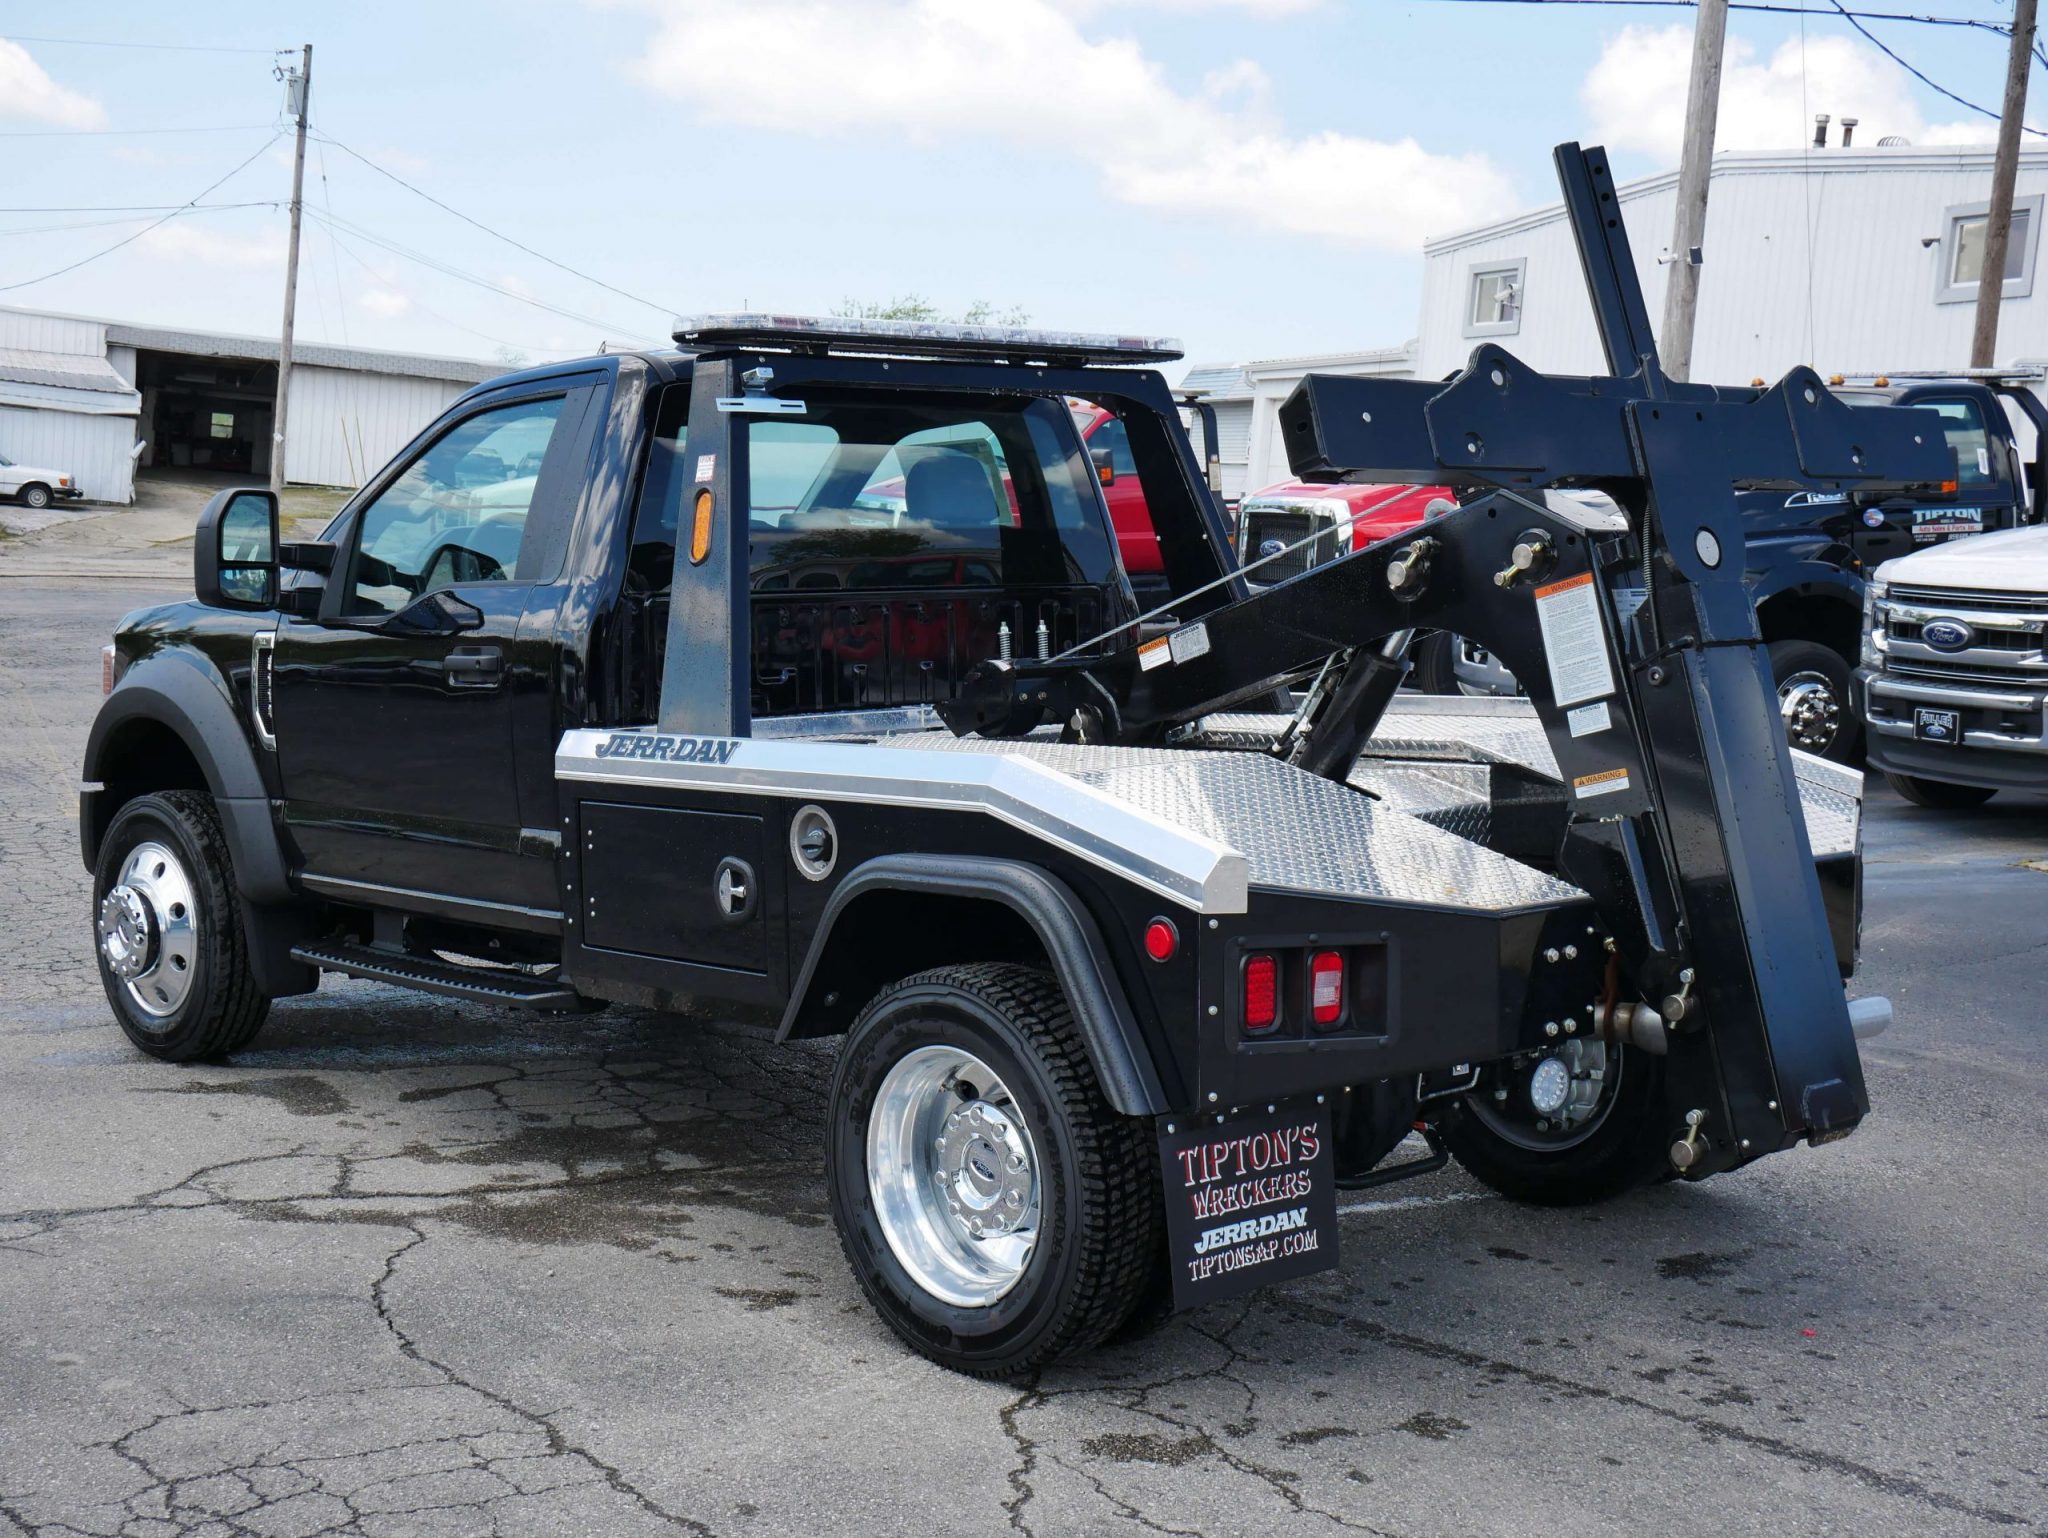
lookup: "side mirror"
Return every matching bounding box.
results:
[1090,446,1117,487]
[194,488,278,611]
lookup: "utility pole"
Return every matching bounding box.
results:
[1660,0,1727,382]
[271,44,311,494]
[1971,0,2036,369]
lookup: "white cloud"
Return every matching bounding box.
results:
[1581,26,1992,161]
[0,40,107,129]
[619,0,1511,247]
[358,288,412,318]
[138,221,288,268]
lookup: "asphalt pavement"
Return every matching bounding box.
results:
[1,574,2044,1537]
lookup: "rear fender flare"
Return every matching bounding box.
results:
[778,854,1170,1117]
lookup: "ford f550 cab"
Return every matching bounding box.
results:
[84,145,1926,1378]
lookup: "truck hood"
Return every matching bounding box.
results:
[1876,526,2048,592]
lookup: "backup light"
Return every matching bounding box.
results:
[1243,954,1279,1034]
[1310,951,1344,1027]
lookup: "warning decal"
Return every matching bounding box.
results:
[1567,700,1611,738]
[1169,622,1212,665]
[1532,572,1617,709]
[1573,766,1631,800]
[1138,637,1173,672]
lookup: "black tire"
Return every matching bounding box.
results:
[1768,639,1860,763]
[1883,771,1997,810]
[1441,1044,1669,1206]
[93,790,270,1062]
[20,483,51,510]
[827,963,1160,1378]
[1409,630,1462,695]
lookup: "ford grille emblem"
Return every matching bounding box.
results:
[1861,508,1886,529]
[1921,618,1975,652]
[1257,539,1286,560]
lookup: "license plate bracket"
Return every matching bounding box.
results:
[1913,706,1962,744]
[1158,1099,1338,1311]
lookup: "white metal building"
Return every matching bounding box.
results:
[1414,145,2048,386]
[0,304,500,503]
[1176,363,1254,502]
[1239,345,1417,493]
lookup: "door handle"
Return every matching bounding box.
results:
[443,645,503,687]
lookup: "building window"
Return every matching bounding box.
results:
[1936,196,2043,304]
[209,411,234,439]
[1465,259,1525,338]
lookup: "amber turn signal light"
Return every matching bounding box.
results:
[689,488,714,565]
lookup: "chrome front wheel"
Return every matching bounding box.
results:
[1777,669,1843,755]
[867,1045,1042,1309]
[98,839,199,1021]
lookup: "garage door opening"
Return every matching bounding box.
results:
[135,350,275,477]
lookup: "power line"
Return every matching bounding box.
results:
[1420,0,2046,136]
[311,130,676,318]
[0,204,278,239]
[0,34,286,55]
[319,217,564,357]
[0,122,279,138]
[0,201,278,213]
[0,134,280,292]
[1817,0,2048,133]
[302,206,665,343]
[1408,0,2011,29]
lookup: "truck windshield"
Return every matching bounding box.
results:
[743,394,1119,591]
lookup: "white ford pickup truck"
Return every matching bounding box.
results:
[1858,526,2048,806]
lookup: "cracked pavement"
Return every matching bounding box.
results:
[2,578,2045,1536]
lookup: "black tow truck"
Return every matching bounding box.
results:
[84,145,1932,1378]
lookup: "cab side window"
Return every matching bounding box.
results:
[1091,415,1138,477]
[1926,399,1996,488]
[347,395,567,615]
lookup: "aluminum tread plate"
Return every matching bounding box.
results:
[1196,701,1859,858]
[877,734,1585,912]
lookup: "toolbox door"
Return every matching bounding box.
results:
[577,801,778,975]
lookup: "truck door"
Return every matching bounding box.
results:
[269,380,599,922]
[1907,395,2017,542]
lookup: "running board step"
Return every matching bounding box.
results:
[289,943,592,1011]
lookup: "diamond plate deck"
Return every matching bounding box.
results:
[878,734,1586,912]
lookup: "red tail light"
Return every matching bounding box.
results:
[1310,950,1344,1027]
[1143,917,1178,962]
[1243,954,1279,1033]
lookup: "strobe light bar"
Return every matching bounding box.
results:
[672,312,1183,367]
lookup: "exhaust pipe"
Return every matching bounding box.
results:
[1597,994,1891,1054]
[1848,995,1892,1041]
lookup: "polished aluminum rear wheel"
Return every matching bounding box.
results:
[867,1045,1042,1309]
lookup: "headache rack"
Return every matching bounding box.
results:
[671,312,1183,368]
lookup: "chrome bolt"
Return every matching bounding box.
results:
[1767,1100,1779,1112]
[1207,1005,1219,1017]
[1207,1092,1219,1103]
[1740,1138,1752,1151]
[1544,947,1560,963]
[1544,1021,1560,1038]
[1563,1017,1578,1034]
[1563,944,1579,960]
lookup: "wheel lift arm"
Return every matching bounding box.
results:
[941,143,1953,1175]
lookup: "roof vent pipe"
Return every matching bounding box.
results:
[1841,117,1859,148]
[1813,113,1831,149]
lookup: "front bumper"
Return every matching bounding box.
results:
[1859,667,2048,790]
[53,486,84,501]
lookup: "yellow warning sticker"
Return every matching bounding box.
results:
[1572,766,1632,800]
[1138,636,1173,672]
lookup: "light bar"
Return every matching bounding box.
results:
[672,312,1183,367]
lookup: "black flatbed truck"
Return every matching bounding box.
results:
[85,145,1929,1377]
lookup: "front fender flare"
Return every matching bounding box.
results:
[778,854,1170,1117]
[81,650,291,903]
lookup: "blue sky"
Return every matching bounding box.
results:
[0,1,2027,371]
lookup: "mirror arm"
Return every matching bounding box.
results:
[279,540,335,574]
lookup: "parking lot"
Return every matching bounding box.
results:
[2,574,2045,1538]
